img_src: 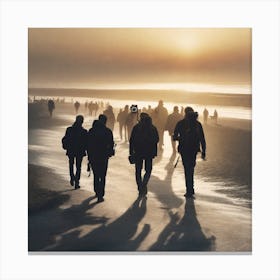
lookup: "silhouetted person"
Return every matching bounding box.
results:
[130,113,159,196]
[126,110,138,140]
[62,115,87,189]
[93,102,99,116]
[117,109,124,140]
[165,106,182,153]
[47,99,55,117]
[74,101,80,114]
[173,107,206,198]
[103,105,116,132]
[147,105,153,116]
[88,101,94,116]
[151,100,168,150]
[87,114,115,202]
[213,109,218,124]
[180,106,184,117]
[122,105,129,141]
[85,101,88,112]
[203,108,209,124]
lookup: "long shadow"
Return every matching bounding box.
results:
[149,152,183,209]
[149,198,216,251]
[49,196,150,251]
[29,195,107,251]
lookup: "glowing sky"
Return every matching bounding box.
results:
[28,28,251,89]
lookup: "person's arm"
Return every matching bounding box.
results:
[173,122,180,141]
[108,130,115,157]
[83,129,88,155]
[109,130,114,150]
[129,126,136,155]
[198,122,206,158]
[154,127,159,143]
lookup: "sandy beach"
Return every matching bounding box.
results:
[28,101,252,252]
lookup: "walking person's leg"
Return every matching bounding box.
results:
[182,153,196,197]
[125,125,128,142]
[92,161,101,197]
[188,154,197,195]
[158,128,164,149]
[74,156,83,188]
[68,156,75,186]
[142,158,152,195]
[135,159,143,194]
[99,159,108,200]
[181,154,190,196]
[171,135,176,153]
[119,123,123,140]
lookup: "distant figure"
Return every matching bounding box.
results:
[173,107,206,198]
[62,115,87,189]
[117,109,124,140]
[151,100,168,150]
[129,113,159,196]
[47,99,55,117]
[147,105,153,116]
[74,101,80,114]
[85,101,88,112]
[122,105,129,141]
[203,108,209,124]
[88,101,94,116]
[126,110,138,140]
[213,109,218,124]
[103,105,116,131]
[180,106,184,117]
[165,106,182,153]
[93,102,99,116]
[87,114,115,202]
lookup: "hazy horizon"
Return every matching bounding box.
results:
[28,28,251,92]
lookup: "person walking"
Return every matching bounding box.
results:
[213,109,218,124]
[62,115,87,189]
[87,114,115,202]
[203,108,209,124]
[129,113,159,196]
[165,106,182,153]
[74,101,80,114]
[47,99,55,117]
[103,105,116,132]
[173,107,206,198]
[151,100,168,150]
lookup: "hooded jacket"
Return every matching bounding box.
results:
[87,120,114,161]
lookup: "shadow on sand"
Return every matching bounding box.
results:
[149,198,216,251]
[29,196,150,251]
[149,152,184,209]
[28,195,106,251]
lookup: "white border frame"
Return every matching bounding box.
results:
[1,0,280,279]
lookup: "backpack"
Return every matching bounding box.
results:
[179,119,200,153]
[62,135,69,150]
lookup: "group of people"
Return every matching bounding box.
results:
[203,108,218,124]
[62,104,206,202]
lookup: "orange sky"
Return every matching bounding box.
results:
[28,28,251,88]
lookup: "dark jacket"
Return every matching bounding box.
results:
[165,112,183,135]
[87,120,114,161]
[129,121,159,159]
[173,114,206,155]
[64,125,87,157]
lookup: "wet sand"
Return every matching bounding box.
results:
[28,102,252,252]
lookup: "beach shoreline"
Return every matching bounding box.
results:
[28,101,252,251]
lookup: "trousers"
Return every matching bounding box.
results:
[181,152,197,195]
[68,155,83,184]
[90,159,109,198]
[135,158,153,192]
